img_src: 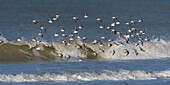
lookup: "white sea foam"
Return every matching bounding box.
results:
[83,38,170,60]
[0,70,170,82]
[0,36,7,42]
[0,38,170,62]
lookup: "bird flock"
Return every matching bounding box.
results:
[31,13,149,44]
[0,13,150,61]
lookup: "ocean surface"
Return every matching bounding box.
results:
[0,0,170,85]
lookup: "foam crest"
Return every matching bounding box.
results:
[1,70,170,82]
[0,38,170,63]
[0,36,7,42]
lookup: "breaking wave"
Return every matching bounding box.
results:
[0,70,170,82]
[0,37,170,63]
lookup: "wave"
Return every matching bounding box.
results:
[0,37,170,63]
[0,70,170,82]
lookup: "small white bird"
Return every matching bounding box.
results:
[92,40,98,44]
[40,26,46,31]
[101,36,106,40]
[36,47,41,51]
[38,32,43,36]
[32,20,38,24]
[84,13,88,19]
[128,29,132,33]
[69,37,74,41]
[106,26,111,29]
[123,35,130,39]
[99,25,104,29]
[126,22,130,25]
[69,33,74,41]
[139,30,145,35]
[54,33,59,37]
[131,27,136,31]
[53,17,57,21]
[112,16,117,20]
[116,21,120,25]
[93,52,97,56]
[62,34,67,40]
[69,33,74,37]
[77,34,81,39]
[78,59,83,62]
[38,32,43,38]
[144,36,149,41]
[136,32,140,36]
[73,16,78,20]
[131,34,135,38]
[60,27,65,32]
[32,38,36,42]
[62,34,67,37]
[130,20,135,24]
[73,29,78,34]
[138,19,143,23]
[96,17,101,21]
[78,25,83,29]
[17,38,21,42]
[48,19,53,24]
[58,53,63,58]
[111,29,117,35]
[108,39,112,42]
[111,29,116,32]
[111,22,115,27]
[56,14,60,20]
[82,37,87,41]
[99,43,104,47]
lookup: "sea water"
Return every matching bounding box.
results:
[0,0,170,84]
